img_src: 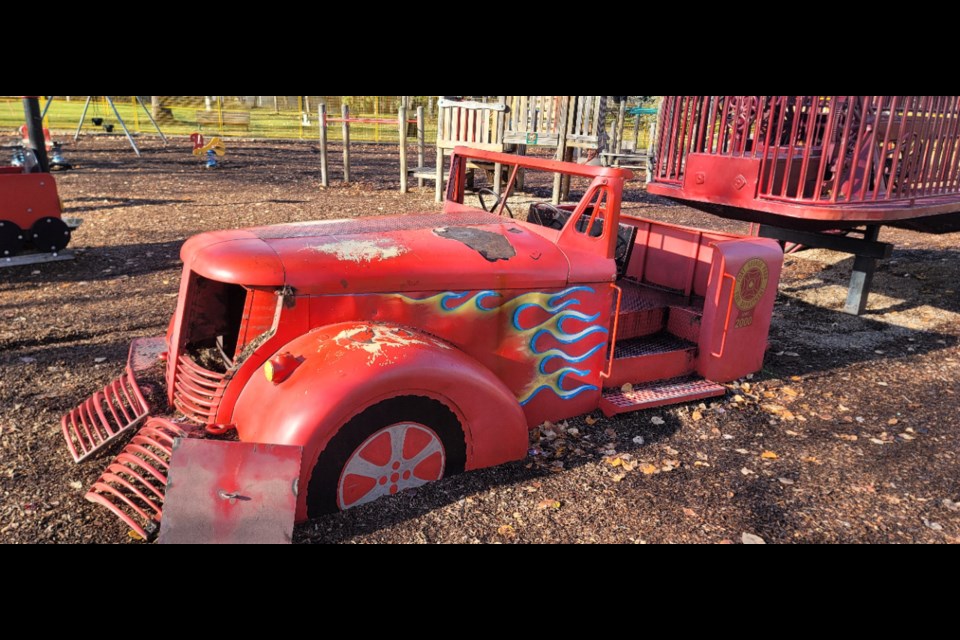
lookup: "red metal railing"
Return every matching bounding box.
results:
[173,355,227,424]
[654,96,960,207]
[85,419,189,539]
[61,367,150,463]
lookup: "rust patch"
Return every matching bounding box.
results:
[331,325,451,367]
[433,226,516,262]
[305,238,407,263]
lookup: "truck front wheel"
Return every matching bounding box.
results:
[306,396,467,517]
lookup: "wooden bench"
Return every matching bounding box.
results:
[601,151,650,172]
[195,111,251,130]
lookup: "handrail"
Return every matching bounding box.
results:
[710,273,737,359]
[452,146,634,181]
[600,283,623,380]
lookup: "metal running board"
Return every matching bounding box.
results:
[600,376,726,417]
[1,249,75,269]
[85,418,191,540]
[61,337,166,463]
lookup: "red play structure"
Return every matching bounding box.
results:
[63,147,783,542]
[650,96,960,231]
[0,166,68,258]
[648,96,960,313]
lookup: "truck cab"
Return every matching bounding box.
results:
[64,147,783,539]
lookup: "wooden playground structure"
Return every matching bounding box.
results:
[430,96,631,203]
[314,96,655,201]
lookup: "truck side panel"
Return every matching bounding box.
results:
[301,286,614,427]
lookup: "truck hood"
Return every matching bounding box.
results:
[180,211,570,294]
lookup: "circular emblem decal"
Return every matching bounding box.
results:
[734,258,769,312]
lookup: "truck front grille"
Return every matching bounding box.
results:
[173,355,227,425]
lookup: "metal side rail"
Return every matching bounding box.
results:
[61,336,166,463]
[85,418,191,540]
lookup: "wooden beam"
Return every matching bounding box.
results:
[342,104,351,184]
[417,106,425,188]
[438,99,507,111]
[552,97,570,204]
[435,104,445,203]
[398,106,408,194]
[319,104,328,187]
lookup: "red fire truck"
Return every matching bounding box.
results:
[63,147,783,540]
[2,97,72,260]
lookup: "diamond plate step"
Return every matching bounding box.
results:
[618,308,666,340]
[666,307,702,343]
[600,376,726,417]
[606,332,697,388]
[614,332,694,359]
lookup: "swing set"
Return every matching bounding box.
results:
[69,96,168,157]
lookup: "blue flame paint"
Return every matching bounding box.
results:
[398,286,608,405]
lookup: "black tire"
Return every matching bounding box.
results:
[0,220,26,258]
[306,396,466,517]
[29,217,71,253]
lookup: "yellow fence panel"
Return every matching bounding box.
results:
[0,96,442,143]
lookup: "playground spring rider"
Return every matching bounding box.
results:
[1,98,73,260]
[191,133,226,168]
[18,125,71,171]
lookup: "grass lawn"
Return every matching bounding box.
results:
[0,98,436,143]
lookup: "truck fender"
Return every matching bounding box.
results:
[232,322,529,519]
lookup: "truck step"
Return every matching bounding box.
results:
[600,376,726,417]
[666,306,702,343]
[616,281,684,340]
[606,332,697,387]
[617,306,666,340]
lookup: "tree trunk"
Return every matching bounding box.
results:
[151,96,163,118]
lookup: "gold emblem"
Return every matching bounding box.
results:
[734,258,769,312]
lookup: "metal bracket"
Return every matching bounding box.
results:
[758,224,891,315]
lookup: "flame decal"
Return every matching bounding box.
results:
[399,287,607,405]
